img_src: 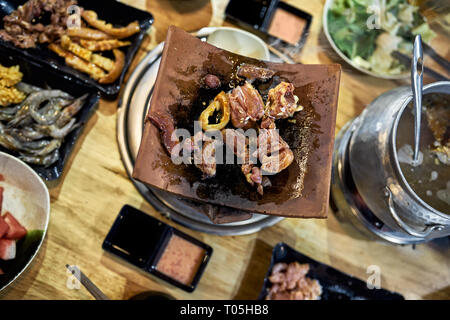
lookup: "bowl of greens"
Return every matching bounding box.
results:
[0,152,50,293]
[323,0,436,79]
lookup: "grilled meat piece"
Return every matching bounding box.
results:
[148,112,178,155]
[222,128,268,195]
[194,139,217,178]
[202,74,221,89]
[257,129,294,174]
[266,262,322,300]
[237,64,275,82]
[0,0,76,48]
[265,82,302,120]
[229,82,265,128]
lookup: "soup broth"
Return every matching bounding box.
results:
[396,93,449,214]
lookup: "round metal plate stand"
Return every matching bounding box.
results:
[117,32,283,235]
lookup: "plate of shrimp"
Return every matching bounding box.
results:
[0,50,100,180]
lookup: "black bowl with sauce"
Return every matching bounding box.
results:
[103,205,213,293]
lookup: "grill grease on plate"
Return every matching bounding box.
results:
[156,234,206,286]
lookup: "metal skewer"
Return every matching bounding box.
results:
[411,35,424,163]
[66,264,110,300]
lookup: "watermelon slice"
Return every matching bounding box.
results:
[0,239,16,260]
[0,215,9,238]
[0,186,3,214]
[3,212,27,240]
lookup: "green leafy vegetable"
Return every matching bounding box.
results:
[327,0,437,75]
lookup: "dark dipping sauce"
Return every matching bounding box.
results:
[156,234,206,286]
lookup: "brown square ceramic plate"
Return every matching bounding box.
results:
[133,26,341,218]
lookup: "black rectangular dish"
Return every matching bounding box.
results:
[0,47,100,180]
[0,0,153,97]
[103,205,213,293]
[258,242,404,300]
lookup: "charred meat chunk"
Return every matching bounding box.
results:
[0,0,76,48]
[265,82,302,120]
[194,140,217,178]
[237,64,275,82]
[229,82,265,128]
[202,74,221,89]
[148,112,179,155]
[257,129,294,174]
[222,128,272,195]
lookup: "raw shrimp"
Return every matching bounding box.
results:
[56,94,88,127]
[15,82,43,94]
[19,149,60,167]
[34,118,77,139]
[30,98,71,125]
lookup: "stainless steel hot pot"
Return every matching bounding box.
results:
[348,81,450,241]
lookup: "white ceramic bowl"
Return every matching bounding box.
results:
[197,26,271,61]
[323,0,409,80]
[0,152,50,292]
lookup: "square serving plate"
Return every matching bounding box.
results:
[258,243,404,300]
[0,47,100,180]
[103,205,213,293]
[0,0,153,97]
[133,26,341,218]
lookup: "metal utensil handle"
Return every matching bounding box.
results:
[66,265,110,300]
[411,35,424,162]
[383,187,444,238]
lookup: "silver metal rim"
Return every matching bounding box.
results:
[116,31,283,235]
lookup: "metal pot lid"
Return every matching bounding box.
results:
[117,30,283,235]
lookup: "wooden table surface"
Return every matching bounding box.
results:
[2,0,449,300]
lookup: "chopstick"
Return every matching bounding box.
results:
[392,51,449,81]
[423,43,450,73]
[66,264,110,300]
[267,45,295,64]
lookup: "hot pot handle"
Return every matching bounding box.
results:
[383,187,445,238]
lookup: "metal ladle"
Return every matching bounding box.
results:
[411,35,424,163]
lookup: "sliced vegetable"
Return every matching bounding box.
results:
[0,186,3,213]
[199,91,231,131]
[0,239,16,260]
[3,212,27,240]
[0,216,9,238]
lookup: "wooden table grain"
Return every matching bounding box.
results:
[2,0,449,300]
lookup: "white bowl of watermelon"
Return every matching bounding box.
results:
[0,152,50,293]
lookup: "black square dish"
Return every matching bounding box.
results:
[258,243,404,300]
[103,205,213,293]
[0,48,100,180]
[0,0,153,97]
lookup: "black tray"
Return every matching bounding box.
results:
[0,0,153,98]
[258,243,404,300]
[0,48,100,181]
